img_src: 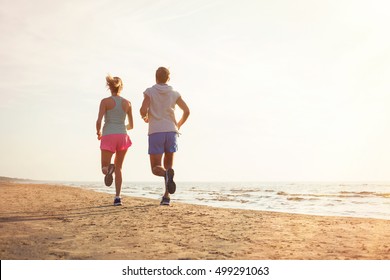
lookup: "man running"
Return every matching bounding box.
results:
[140,67,190,206]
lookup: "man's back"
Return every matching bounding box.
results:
[144,83,181,135]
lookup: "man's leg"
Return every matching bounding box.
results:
[163,152,174,170]
[162,132,178,194]
[163,152,176,194]
[150,153,165,177]
[150,153,170,199]
[149,133,177,201]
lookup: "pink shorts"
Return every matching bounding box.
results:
[100,134,132,153]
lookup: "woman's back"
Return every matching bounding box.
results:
[103,96,127,135]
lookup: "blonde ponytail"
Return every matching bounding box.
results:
[106,74,123,95]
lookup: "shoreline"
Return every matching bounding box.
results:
[8,179,390,221]
[1,182,389,260]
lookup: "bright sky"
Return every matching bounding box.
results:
[1,0,389,182]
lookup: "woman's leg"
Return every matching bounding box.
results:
[101,150,114,174]
[114,149,128,197]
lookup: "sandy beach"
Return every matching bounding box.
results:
[0,181,389,260]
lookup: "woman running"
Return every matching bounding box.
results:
[96,75,133,206]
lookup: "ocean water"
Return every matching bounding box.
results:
[57,181,390,220]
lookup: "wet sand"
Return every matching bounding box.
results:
[0,182,389,260]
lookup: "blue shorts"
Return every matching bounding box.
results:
[148,132,178,155]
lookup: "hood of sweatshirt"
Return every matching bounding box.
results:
[153,84,173,94]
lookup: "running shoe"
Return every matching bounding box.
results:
[113,197,122,206]
[165,168,176,194]
[160,196,171,206]
[104,164,115,187]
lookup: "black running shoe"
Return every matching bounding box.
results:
[160,196,171,206]
[165,168,176,194]
[104,164,115,186]
[113,197,122,206]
